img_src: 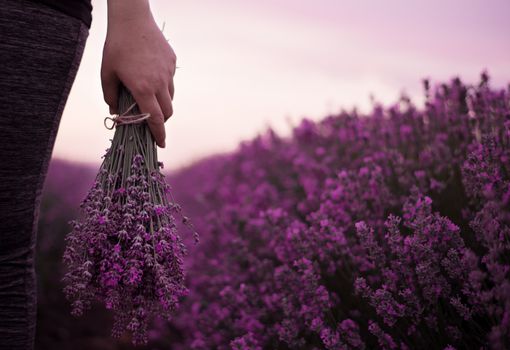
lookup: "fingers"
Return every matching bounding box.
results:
[156,88,173,122]
[133,92,166,148]
[169,76,175,100]
[101,68,120,115]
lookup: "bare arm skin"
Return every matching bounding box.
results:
[101,0,176,148]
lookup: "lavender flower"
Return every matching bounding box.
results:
[62,87,198,345]
[163,73,509,349]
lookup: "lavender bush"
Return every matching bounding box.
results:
[165,73,510,349]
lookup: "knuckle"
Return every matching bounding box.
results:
[169,46,177,62]
[131,80,153,96]
[169,55,177,68]
[155,75,167,88]
[132,77,167,96]
[164,110,173,121]
[149,113,165,124]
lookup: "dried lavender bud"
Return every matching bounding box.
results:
[62,86,198,345]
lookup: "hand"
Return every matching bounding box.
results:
[101,0,176,148]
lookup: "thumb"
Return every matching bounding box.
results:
[101,69,120,115]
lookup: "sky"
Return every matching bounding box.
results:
[53,0,510,171]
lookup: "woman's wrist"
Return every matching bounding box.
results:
[107,0,153,25]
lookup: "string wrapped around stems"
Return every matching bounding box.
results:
[104,102,151,130]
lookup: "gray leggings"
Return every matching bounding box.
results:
[0,1,88,349]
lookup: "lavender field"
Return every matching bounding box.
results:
[36,74,510,349]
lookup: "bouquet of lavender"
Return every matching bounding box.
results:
[62,85,198,345]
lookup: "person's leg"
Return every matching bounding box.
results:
[0,0,89,349]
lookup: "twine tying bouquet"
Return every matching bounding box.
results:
[62,84,198,345]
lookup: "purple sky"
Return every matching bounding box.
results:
[53,0,510,170]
